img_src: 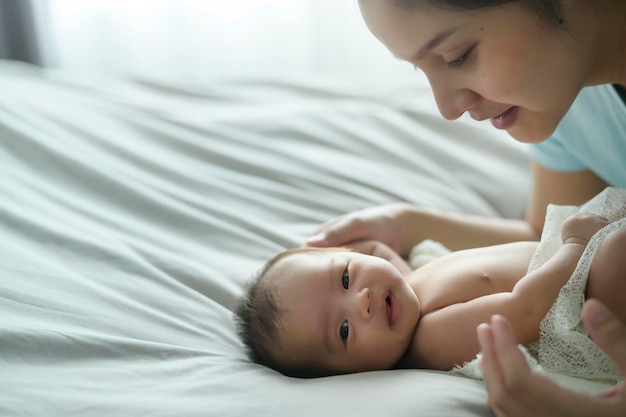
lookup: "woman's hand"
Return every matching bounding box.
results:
[342,239,413,275]
[477,300,626,417]
[307,203,539,254]
[306,203,416,255]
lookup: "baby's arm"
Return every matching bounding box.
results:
[509,214,608,337]
[412,214,608,370]
[343,239,412,275]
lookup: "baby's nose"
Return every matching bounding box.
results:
[355,287,371,320]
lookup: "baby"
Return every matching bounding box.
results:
[235,213,626,378]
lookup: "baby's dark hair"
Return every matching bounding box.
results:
[233,249,294,372]
[234,246,350,377]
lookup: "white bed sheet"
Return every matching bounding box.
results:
[0,60,531,416]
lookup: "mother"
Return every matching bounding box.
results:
[307,1,626,416]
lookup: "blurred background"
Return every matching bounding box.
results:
[0,0,421,82]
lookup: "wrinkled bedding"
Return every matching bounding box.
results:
[0,60,531,417]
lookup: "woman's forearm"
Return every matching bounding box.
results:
[399,205,540,254]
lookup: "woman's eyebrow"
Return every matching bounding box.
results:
[414,29,457,60]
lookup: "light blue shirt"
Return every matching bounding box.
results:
[529,84,626,187]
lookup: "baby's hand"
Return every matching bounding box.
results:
[560,214,609,245]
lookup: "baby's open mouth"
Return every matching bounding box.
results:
[385,294,393,326]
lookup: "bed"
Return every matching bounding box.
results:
[0,59,532,416]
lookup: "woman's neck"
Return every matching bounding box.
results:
[583,1,626,86]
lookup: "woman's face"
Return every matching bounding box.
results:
[359,1,591,143]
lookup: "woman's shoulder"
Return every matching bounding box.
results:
[529,84,626,187]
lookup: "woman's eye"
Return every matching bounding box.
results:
[340,320,349,343]
[341,269,349,289]
[447,46,475,69]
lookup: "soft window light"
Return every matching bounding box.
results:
[181,0,300,21]
[46,0,414,80]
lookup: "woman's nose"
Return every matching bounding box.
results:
[430,79,480,121]
[352,287,372,321]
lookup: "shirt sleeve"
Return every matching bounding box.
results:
[528,136,587,172]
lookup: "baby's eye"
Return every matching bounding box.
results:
[341,269,349,289]
[340,320,349,343]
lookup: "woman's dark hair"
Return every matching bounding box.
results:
[392,0,563,25]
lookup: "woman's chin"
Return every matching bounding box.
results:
[507,123,555,144]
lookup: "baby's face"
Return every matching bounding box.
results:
[271,250,420,375]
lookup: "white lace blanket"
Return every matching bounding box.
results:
[412,188,626,391]
[531,187,625,386]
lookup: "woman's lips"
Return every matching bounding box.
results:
[490,106,518,130]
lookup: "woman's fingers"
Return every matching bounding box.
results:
[490,315,534,389]
[583,299,626,377]
[306,205,401,248]
[478,316,535,416]
[306,215,367,247]
[478,315,573,417]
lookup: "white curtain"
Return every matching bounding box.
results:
[44,0,421,82]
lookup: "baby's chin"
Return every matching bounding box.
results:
[334,346,410,375]
[278,350,404,377]
[346,357,403,374]
[292,360,396,377]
